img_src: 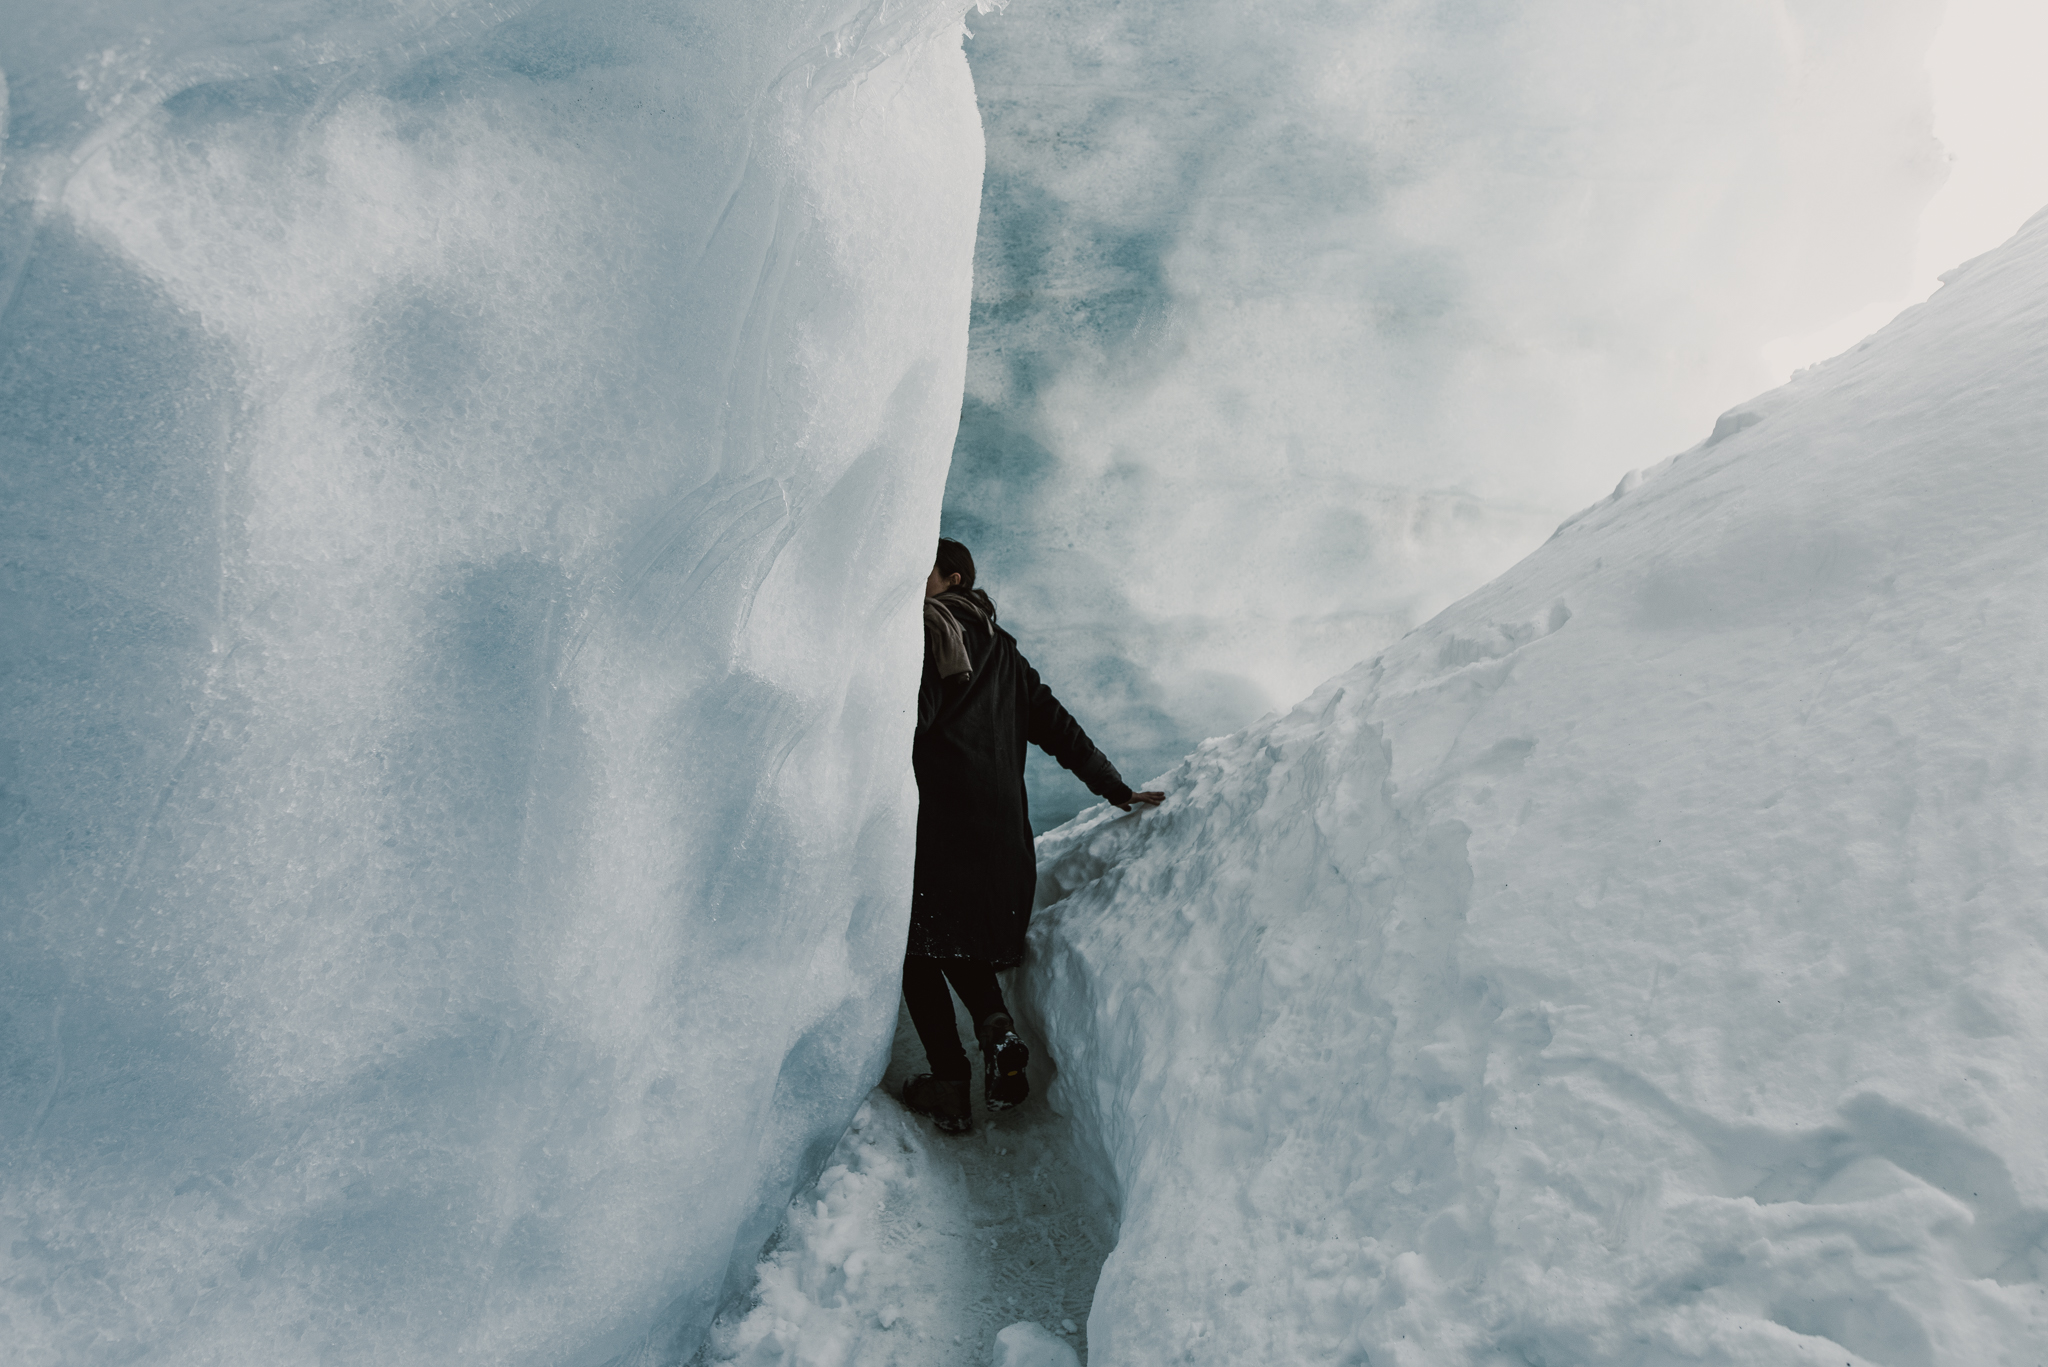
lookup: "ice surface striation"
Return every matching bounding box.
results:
[1025,209,2048,1362]
[0,3,984,1364]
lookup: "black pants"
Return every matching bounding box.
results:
[902,955,1010,1082]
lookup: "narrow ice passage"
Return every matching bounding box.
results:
[0,5,986,1362]
[702,997,1114,1365]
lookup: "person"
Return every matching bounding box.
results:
[899,537,1164,1134]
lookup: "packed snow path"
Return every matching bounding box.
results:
[701,1000,1114,1365]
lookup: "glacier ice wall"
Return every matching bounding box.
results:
[947,0,1950,830]
[0,3,983,1363]
[1024,208,2048,1363]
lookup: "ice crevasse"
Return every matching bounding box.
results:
[0,2,985,1364]
[1026,208,2048,1363]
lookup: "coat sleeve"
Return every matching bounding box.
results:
[1023,659,1134,805]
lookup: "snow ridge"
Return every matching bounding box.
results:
[1023,207,2048,1363]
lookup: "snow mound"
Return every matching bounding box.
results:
[700,1099,938,1367]
[0,3,981,1364]
[994,1321,1082,1367]
[1024,209,2048,1364]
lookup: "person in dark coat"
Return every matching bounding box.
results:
[899,537,1164,1133]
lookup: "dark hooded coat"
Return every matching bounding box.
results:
[910,590,1131,967]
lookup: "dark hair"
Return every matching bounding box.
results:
[934,537,976,590]
[934,537,997,620]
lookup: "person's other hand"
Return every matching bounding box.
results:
[1114,791,1165,811]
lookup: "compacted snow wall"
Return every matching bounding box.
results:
[0,3,982,1364]
[948,0,1951,829]
[1027,209,2048,1364]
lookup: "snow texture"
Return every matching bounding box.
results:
[1024,208,2048,1363]
[0,3,983,1364]
[945,0,1952,830]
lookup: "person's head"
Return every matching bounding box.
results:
[926,537,975,598]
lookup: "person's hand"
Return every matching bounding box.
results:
[1114,791,1166,812]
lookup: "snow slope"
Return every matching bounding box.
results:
[1024,208,2048,1364]
[0,4,982,1364]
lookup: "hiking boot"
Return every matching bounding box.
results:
[977,1013,1030,1111]
[900,1073,972,1134]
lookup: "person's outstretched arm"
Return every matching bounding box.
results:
[1023,662,1164,811]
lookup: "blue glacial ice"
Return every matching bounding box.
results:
[0,3,984,1363]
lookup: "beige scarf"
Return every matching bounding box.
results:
[922,591,986,681]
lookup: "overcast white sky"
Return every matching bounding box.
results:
[1765,0,2048,376]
